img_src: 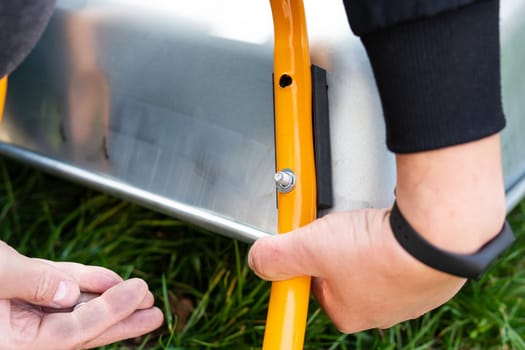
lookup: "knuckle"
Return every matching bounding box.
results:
[331,310,382,334]
[313,214,334,233]
[33,270,56,303]
[322,303,359,334]
[332,315,362,334]
[334,322,353,334]
[377,312,413,330]
[408,309,426,322]
[378,320,396,330]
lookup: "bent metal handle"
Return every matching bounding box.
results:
[0,76,7,121]
[263,0,316,349]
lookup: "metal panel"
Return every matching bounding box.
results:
[0,0,523,241]
[501,0,525,211]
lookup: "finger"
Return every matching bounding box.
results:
[82,307,164,349]
[38,278,150,349]
[35,260,123,293]
[76,290,154,310]
[311,277,326,309]
[139,291,155,310]
[77,292,100,304]
[40,292,100,314]
[41,289,154,314]
[248,218,329,281]
[311,277,360,333]
[312,277,377,334]
[311,277,341,326]
[0,241,80,307]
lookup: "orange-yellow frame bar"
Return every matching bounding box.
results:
[0,76,7,121]
[263,0,316,349]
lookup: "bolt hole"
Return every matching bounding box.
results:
[279,74,293,88]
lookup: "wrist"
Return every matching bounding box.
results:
[389,201,514,279]
[395,190,506,254]
[395,134,507,254]
[380,209,462,281]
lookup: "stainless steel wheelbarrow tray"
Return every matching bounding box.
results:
[0,1,524,348]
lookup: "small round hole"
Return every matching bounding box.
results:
[279,74,293,88]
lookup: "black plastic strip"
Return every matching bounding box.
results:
[390,201,515,279]
[271,73,278,209]
[311,65,333,212]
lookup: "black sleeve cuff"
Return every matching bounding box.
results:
[360,0,505,153]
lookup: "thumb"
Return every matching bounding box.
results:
[248,220,326,281]
[0,241,80,307]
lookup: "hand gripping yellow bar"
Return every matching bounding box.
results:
[0,76,7,121]
[263,0,316,349]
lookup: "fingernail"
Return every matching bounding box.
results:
[247,249,254,270]
[53,281,76,303]
[73,301,87,311]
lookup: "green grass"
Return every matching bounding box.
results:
[1,156,525,349]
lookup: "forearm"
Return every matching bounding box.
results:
[344,0,508,253]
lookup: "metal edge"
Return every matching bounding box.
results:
[506,169,525,214]
[2,140,524,235]
[0,142,272,243]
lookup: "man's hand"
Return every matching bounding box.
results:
[248,208,466,333]
[0,242,163,349]
[249,135,506,333]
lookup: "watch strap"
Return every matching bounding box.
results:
[389,201,515,279]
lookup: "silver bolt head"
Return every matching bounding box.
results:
[274,169,295,192]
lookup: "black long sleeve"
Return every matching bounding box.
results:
[0,0,56,78]
[343,0,481,36]
[343,0,505,153]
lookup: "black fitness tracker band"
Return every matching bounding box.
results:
[389,201,515,279]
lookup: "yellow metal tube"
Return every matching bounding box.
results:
[0,76,7,121]
[263,0,316,349]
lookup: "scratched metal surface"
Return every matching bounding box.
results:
[0,0,523,241]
